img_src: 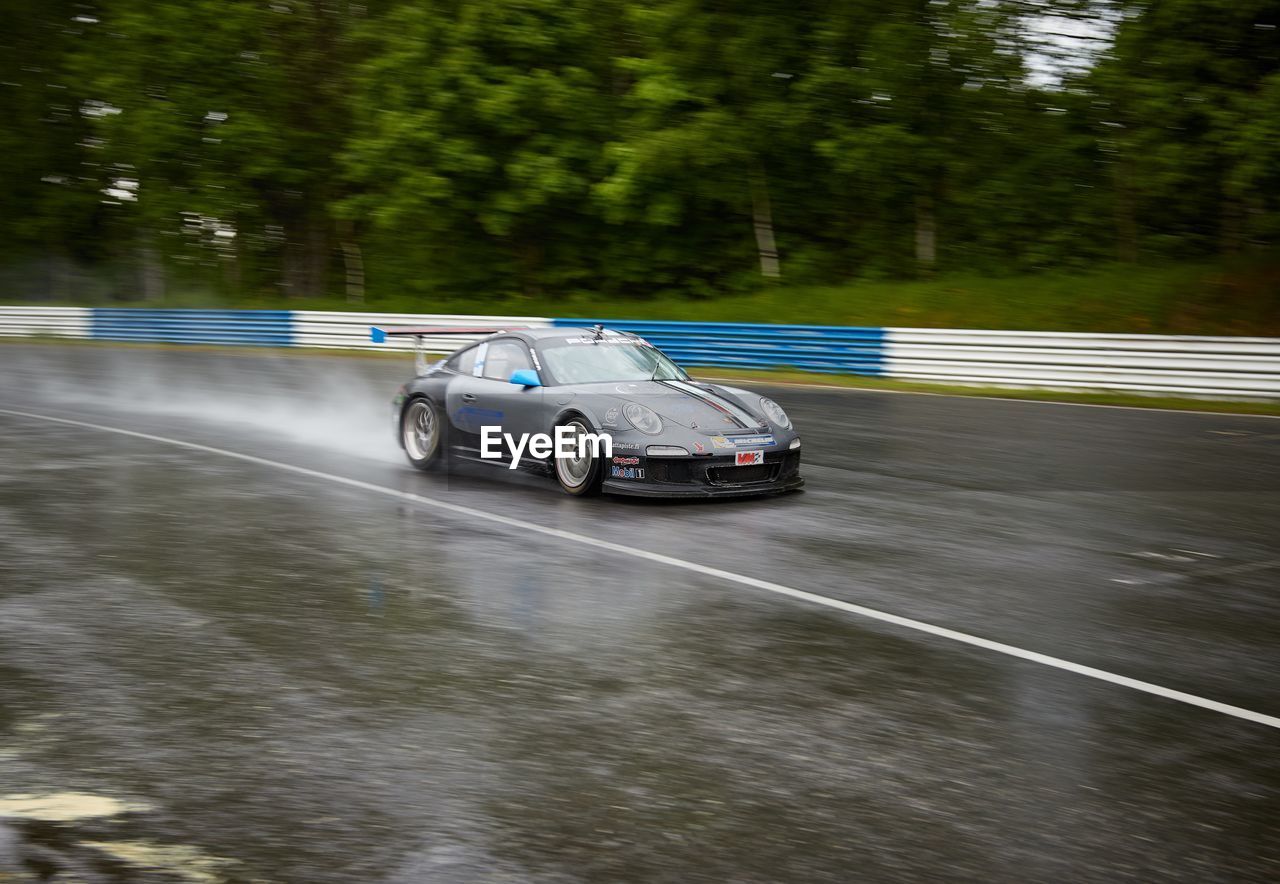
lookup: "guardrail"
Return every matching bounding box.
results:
[553,319,886,375]
[2,306,1278,398]
[0,306,90,339]
[882,328,1280,398]
[90,308,294,346]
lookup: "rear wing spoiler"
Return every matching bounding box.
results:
[369,326,527,343]
[370,324,530,375]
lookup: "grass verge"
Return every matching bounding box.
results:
[13,255,1280,336]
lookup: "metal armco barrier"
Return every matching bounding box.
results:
[554,319,888,375]
[91,309,294,346]
[2,307,1278,398]
[0,306,90,338]
[882,328,1280,398]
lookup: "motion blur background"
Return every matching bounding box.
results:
[1,0,1278,331]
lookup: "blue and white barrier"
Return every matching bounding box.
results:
[554,319,887,375]
[880,327,1280,398]
[91,308,294,346]
[0,306,91,339]
[2,306,1278,398]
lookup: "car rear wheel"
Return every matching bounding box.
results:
[554,417,603,496]
[401,398,445,471]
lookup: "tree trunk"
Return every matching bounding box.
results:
[1245,193,1265,250]
[1114,155,1138,263]
[749,167,781,280]
[282,235,303,298]
[224,221,245,298]
[305,214,328,297]
[914,193,936,274]
[140,235,165,302]
[282,211,329,298]
[1219,195,1243,254]
[47,244,69,303]
[339,220,365,304]
[514,239,545,298]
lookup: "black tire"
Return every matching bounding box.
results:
[400,397,447,471]
[554,416,604,497]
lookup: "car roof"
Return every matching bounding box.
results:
[503,326,638,344]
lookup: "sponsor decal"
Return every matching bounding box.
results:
[710,435,734,449]
[480,426,613,470]
[472,341,489,377]
[610,466,645,480]
[612,456,640,465]
[457,406,504,420]
[731,434,774,448]
[454,405,504,433]
[735,450,764,466]
[565,336,651,346]
[612,440,642,451]
[693,442,706,454]
[602,406,619,427]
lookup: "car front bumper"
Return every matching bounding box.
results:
[602,449,803,498]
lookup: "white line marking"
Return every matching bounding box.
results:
[3,405,1278,731]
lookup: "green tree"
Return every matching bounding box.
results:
[344,0,615,298]
[2,0,1274,307]
[1094,0,1280,258]
[595,0,824,287]
[0,0,104,298]
[68,0,362,299]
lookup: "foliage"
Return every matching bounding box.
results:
[1,0,1277,314]
[30,258,1276,337]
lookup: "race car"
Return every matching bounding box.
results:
[374,324,803,498]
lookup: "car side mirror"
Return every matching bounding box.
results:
[509,369,542,387]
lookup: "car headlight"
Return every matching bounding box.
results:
[759,397,791,429]
[623,402,662,435]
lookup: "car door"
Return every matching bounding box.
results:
[439,344,483,440]
[479,338,544,441]
[446,338,542,461]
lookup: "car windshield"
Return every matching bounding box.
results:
[539,337,688,385]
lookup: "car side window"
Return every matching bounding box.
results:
[482,339,533,381]
[446,346,477,375]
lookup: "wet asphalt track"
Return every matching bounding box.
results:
[0,342,1277,883]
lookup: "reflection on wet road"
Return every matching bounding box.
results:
[1,343,1278,882]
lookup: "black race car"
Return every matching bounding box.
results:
[375,324,803,498]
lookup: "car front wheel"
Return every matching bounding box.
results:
[554,417,603,496]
